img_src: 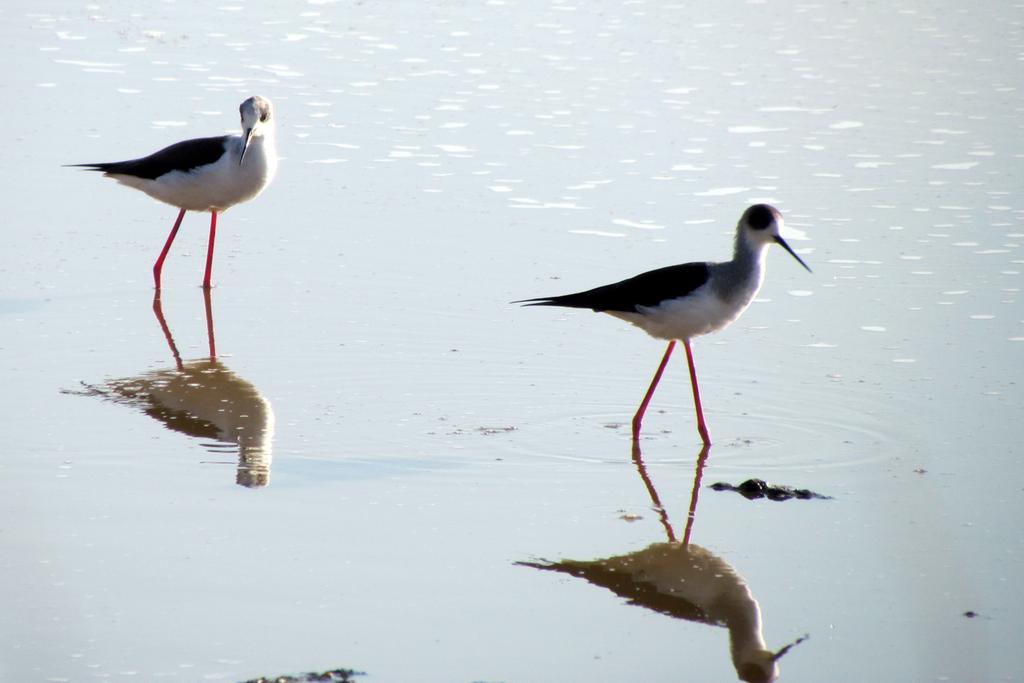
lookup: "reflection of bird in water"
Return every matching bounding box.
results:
[521,542,785,683]
[91,358,275,488]
[68,96,278,290]
[68,291,274,488]
[517,204,811,443]
[519,444,806,682]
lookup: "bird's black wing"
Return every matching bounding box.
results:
[68,135,230,180]
[516,262,711,312]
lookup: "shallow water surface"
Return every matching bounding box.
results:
[2,2,1023,682]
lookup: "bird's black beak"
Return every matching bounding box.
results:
[239,127,254,166]
[772,633,810,662]
[774,235,812,273]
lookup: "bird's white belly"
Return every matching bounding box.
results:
[609,287,753,341]
[115,139,276,212]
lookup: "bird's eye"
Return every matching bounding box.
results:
[259,113,269,123]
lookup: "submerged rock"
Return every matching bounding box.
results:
[710,478,832,501]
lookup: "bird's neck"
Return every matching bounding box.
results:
[711,234,767,302]
[732,230,768,269]
[253,128,276,148]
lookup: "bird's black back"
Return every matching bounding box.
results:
[517,262,711,312]
[69,135,230,180]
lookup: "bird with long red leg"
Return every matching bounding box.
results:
[69,96,277,290]
[517,204,811,444]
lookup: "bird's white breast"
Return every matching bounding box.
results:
[609,285,756,341]
[114,134,277,212]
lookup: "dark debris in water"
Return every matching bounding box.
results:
[477,426,517,435]
[241,668,364,683]
[710,478,832,501]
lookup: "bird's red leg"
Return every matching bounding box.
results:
[683,340,711,445]
[153,208,186,290]
[202,286,217,360]
[632,340,676,438]
[202,210,218,290]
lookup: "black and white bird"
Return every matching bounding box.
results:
[69,95,278,289]
[517,204,811,444]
